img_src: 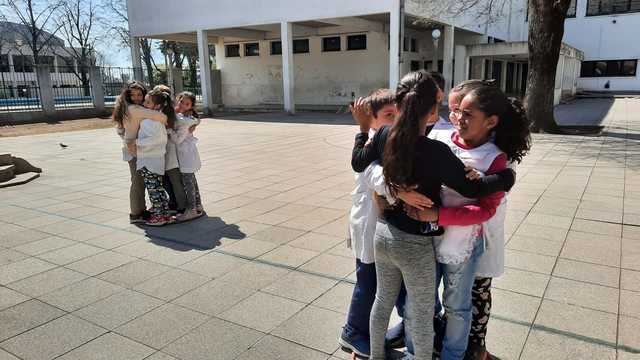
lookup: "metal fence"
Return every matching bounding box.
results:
[180,68,203,103]
[0,65,42,112]
[51,66,94,109]
[0,64,205,113]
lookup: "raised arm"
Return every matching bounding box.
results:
[128,105,167,123]
[352,126,388,172]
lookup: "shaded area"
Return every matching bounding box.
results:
[141,215,246,250]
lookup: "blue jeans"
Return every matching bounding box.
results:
[435,237,484,360]
[345,259,407,337]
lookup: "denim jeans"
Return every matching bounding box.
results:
[345,259,407,337]
[434,236,485,360]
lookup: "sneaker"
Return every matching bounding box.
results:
[385,321,406,349]
[145,214,168,226]
[130,210,152,224]
[338,326,370,359]
[176,209,200,222]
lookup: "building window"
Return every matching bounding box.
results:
[322,36,341,52]
[13,55,34,72]
[39,55,55,67]
[586,0,640,16]
[244,43,259,56]
[410,61,421,71]
[580,59,638,77]
[410,38,418,52]
[425,60,443,73]
[567,0,577,17]
[271,41,282,55]
[347,35,367,51]
[293,39,309,54]
[59,57,75,70]
[0,55,9,72]
[225,44,240,57]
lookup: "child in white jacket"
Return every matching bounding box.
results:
[170,92,203,222]
[136,88,176,226]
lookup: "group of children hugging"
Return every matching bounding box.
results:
[112,82,204,227]
[342,70,531,360]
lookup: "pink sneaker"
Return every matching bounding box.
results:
[145,214,168,226]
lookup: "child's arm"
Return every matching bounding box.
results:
[168,125,190,145]
[436,154,508,226]
[129,105,167,123]
[352,126,387,172]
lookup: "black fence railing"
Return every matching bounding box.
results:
[101,67,141,106]
[0,65,42,112]
[51,66,94,109]
[180,68,202,104]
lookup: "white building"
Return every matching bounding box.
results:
[126,0,598,113]
[0,21,86,99]
[558,0,640,92]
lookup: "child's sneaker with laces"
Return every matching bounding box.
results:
[145,214,168,226]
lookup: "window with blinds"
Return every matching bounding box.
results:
[586,0,640,15]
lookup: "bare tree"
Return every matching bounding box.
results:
[102,0,158,85]
[56,0,101,95]
[525,0,572,132]
[1,0,64,65]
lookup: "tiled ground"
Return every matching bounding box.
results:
[1,98,640,360]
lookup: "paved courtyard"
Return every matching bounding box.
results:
[1,98,640,360]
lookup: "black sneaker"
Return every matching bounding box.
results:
[130,210,152,224]
[385,321,406,349]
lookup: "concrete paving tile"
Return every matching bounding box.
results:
[56,332,154,360]
[180,252,249,278]
[311,282,354,315]
[0,258,57,285]
[0,314,106,360]
[620,290,640,319]
[545,277,619,313]
[133,269,209,301]
[250,226,306,245]
[0,349,19,360]
[504,249,556,274]
[484,318,529,360]
[288,232,345,253]
[622,238,640,271]
[36,242,104,265]
[522,213,573,230]
[220,238,279,259]
[84,231,145,250]
[7,267,87,297]
[162,317,263,360]
[534,300,617,343]
[263,271,338,303]
[552,259,620,288]
[514,223,568,242]
[219,292,305,332]
[65,251,136,276]
[0,229,51,249]
[492,268,550,297]
[300,253,354,279]
[491,288,541,324]
[520,329,616,360]
[0,249,28,267]
[259,245,320,268]
[0,300,65,342]
[0,287,30,311]
[619,316,640,350]
[143,246,208,267]
[39,277,124,312]
[570,218,621,237]
[143,353,179,360]
[272,306,344,354]
[217,262,289,290]
[621,269,640,292]
[96,259,172,288]
[236,335,329,360]
[115,303,208,349]
[73,290,164,330]
[280,208,345,231]
[506,235,563,256]
[112,240,164,258]
[172,278,255,316]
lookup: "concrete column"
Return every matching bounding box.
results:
[389,0,401,89]
[454,45,468,86]
[130,35,143,81]
[500,61,508,91]
[165,53,174,93]
[280,22,295,114]
[442,25,455,95]
[89,66,105,111]
[53,56,60,87]
[172,68,184,94]
[7,54,17,97]
[36,65,55,114]
[197,29,214,114]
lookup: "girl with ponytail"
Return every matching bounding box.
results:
[351,71,516,359]
[134,88,176,226]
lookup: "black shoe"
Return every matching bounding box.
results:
[130,210,152,224]
[385,321,406,349]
